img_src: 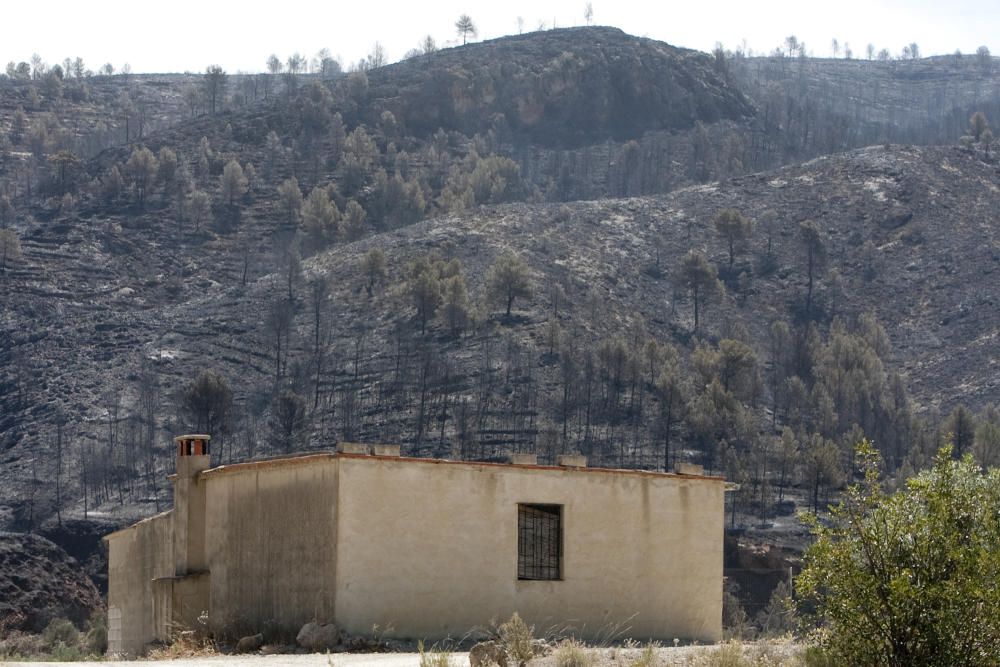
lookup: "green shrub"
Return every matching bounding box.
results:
[798,442,1000,665]
[42,618,79,651]
[0,630,45,659]
[85,610,108,656]
[799,645,838,667]
[50,641,85,661]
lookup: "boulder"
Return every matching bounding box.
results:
[235,633,263,654]
[470,640,508,667]
[296,621,342,651]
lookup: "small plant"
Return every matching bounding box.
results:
[692,641,747,667]
[42,617,79,651]
[418,639,454,667]
[146,629,218,659]
[553,638,592,667]
[85,609,109,656]
[629,641,659,667]
[498,612,535,667]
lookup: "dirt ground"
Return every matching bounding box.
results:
[6,642,804,666]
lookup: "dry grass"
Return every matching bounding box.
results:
[418,639,456,667]
[531,639,807,667]
[145,630,219,659]
[553,638,594,667]
[628,642,660,667]
[684,639,804,667]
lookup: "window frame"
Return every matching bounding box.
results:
[516,503,563,581]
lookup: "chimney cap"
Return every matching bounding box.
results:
[174,434,212,442]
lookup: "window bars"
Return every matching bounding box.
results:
[517,504,562,580]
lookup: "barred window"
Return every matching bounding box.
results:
[517,504,562,580]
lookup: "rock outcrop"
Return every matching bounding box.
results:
[0,532,102,632]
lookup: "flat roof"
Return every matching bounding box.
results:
[197,448,725,483]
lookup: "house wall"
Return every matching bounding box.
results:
[334,456,724,642]
[108,452,723,651]
[202,457,340,639]
[106,511,174,656]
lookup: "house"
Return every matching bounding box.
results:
[104,435,725,655]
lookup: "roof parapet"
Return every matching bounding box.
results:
[675,462,705,476]
[556,454,587,468]
[337,442,371,455]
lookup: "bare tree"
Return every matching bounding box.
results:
[361,247,387,297]
[270,389,307,453]
[713,208,753,269]
[799,220,826,316]
[125,145,158,209]
[364,43,386,70]
[203,65,227,115]
[0,228,21,274]
[455,15,477,45]
[977,46,992,73]
[677,250,723,333]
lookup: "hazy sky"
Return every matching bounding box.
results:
[4,0,999,74]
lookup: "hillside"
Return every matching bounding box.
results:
[730,51,1000,167]
[2,26,1000,635]
[2,142,998,530]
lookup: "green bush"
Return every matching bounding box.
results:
[798,441,1000,665]
[42,618,79,650]
[49,641,85,661]
[85,610,108,656]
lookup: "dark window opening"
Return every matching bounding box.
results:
[518,504,562,580]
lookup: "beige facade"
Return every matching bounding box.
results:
[105,439,725,656]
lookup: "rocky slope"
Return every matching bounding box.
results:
[0,532,102,632]
[1,144,998,523]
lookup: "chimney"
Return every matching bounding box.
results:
[172,434,211,575]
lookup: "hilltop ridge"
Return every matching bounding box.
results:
[364,26,754,147]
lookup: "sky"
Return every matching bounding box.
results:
[3,0,1000,74]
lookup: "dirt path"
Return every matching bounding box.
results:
[7,653,461,667]
[6,642,802,666]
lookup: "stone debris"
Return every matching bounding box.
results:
[296,621,343,652]
[234,633,264,653]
